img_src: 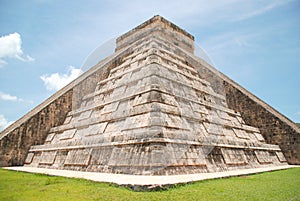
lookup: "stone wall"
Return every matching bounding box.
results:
[224,82,300,164]
[186,52,300,165]
[0,46,133,167]
[0,91,72,166]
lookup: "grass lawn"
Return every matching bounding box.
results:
[0,167,299,201]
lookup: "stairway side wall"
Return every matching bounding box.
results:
[224,82,300,165]
[186,56,300,165]
[0,49,133,167]
[0,91,73,166]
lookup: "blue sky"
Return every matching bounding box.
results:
[0,0,299,130]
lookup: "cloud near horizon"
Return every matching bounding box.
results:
[0,91,26,102]
[40,66,83,91]
[233,0,292,22]
[0,32,34,67]
[0,114,14,132]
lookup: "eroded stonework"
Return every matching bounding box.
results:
[22,16,288,175]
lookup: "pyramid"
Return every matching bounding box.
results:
[20,16,288,175]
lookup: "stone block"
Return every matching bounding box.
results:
[276,151,287,162]
[59,129,77,140]
[24,153,34,164]
[221,148,247,165]
[64,149,92,166]
[45,133,56,143]
[203,122,224,135]
[39,151,57,165]
[233,128,250,139]
[255,150,272,164]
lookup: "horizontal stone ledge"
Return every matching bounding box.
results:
[39,162,54,165]
[69,87,234,120]
[85,70,221,108]
[108,164,207,168]
[241,125,260,133]
[95,61,210,98]
[63,163,90,167]
[50,106,240,135]
[224,162,248,165]
[29,138,282,152]
[49,111,252,136]
[103,46,200,86]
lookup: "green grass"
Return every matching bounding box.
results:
[0,168,299,201]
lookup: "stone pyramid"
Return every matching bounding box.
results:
[23,16,287,175]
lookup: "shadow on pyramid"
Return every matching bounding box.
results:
[24,16,287,175]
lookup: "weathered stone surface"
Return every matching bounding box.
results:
[0,36,135,167]
[0,91,72,166]
[224,82,300,164]
[0,15,298,175]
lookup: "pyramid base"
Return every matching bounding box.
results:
[24,140,287,175]
[4,165,298,191]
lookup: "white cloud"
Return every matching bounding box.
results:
[0,32,34,67]
[0,91,22,102]
[40,66,83,91]
[105,0,293,27]
[0,114,14,131]
[296,112,300,115]
[234,0,291,22]
[0,91,33,104]
[0,59,7,66]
